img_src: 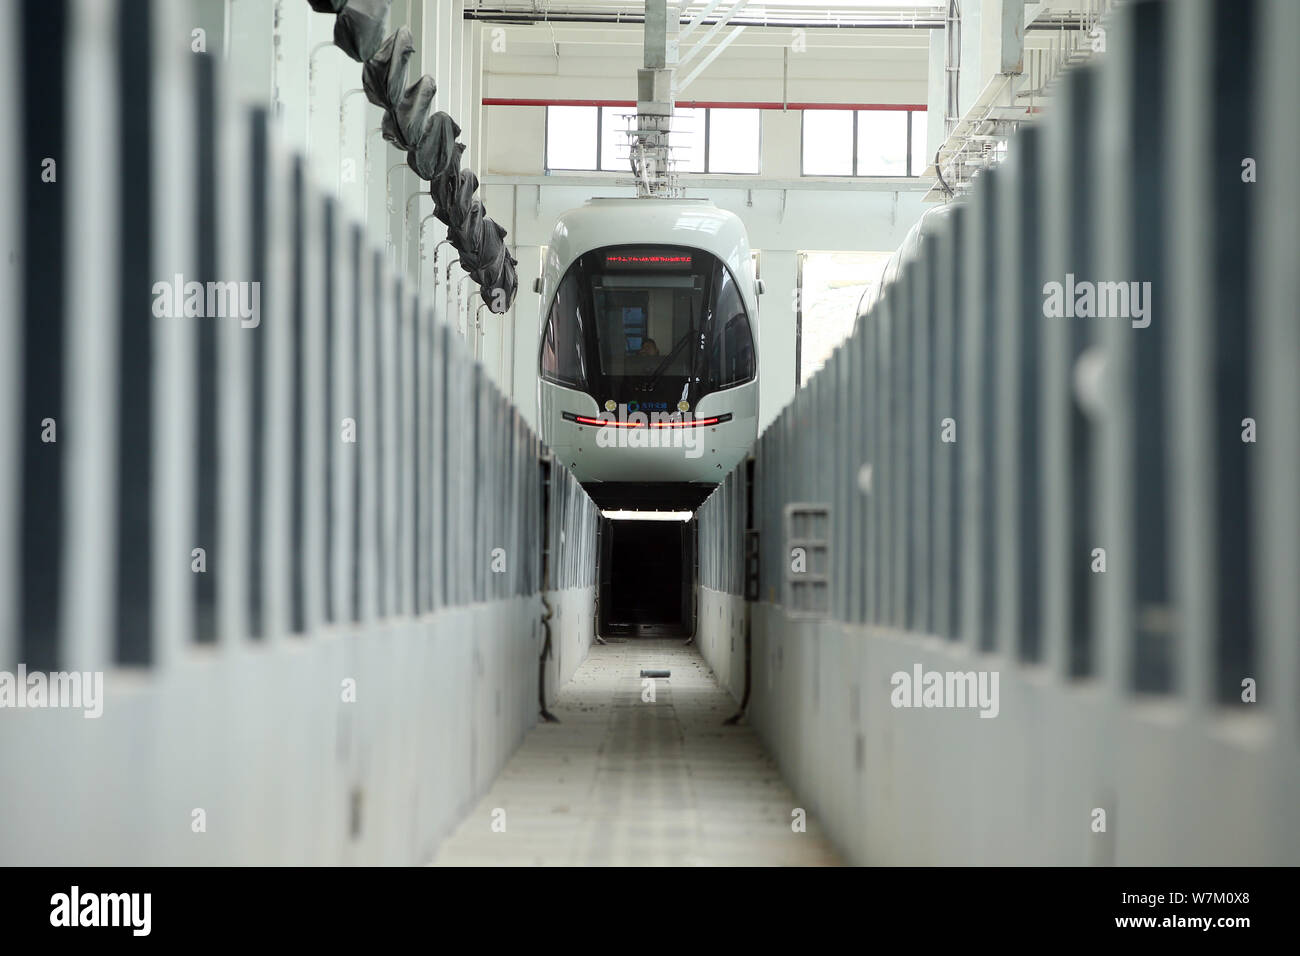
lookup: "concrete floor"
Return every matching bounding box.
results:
[432,638,842,866]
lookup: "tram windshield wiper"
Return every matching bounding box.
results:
[643,300,701,390]
[643,331,694,388]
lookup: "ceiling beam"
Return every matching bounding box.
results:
[678,0,728,42]
[464,10,1113,31]
[677,0,750,69]
[676,24,747,92]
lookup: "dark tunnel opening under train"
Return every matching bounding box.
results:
[597,517,695,638]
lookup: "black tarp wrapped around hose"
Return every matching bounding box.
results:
[313,0,517,312]
[333,0,392,63]
[437,169,479,231]
[413,113,463,184]
[363,28,414,114]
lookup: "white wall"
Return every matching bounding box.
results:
[483,23,930,105]
[695,589,1300,866]
[0,587,592,865]
[0,0,600,867]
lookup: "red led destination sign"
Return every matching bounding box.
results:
[604,253,693,269]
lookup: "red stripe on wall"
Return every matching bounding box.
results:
[482,98,927,111]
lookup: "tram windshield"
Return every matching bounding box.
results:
[540,244,756,407]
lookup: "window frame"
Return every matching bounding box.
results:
[699,107,762,175]
[544,105,761,175]
[543,104,602,172]
[799,108,927,178]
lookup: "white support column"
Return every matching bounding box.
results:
[636,0,682,196]
[217,62,252,648]
[1000,0,1024,74]
[0,0,19,669]
[261,122,294,645]
[926,29,945,169]
[1168,0,1215,719]
[62,0,121,673]
[300,183,328,636]
[151,0,198,667]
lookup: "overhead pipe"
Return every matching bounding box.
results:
[465,10,946,29]
[481,96,926,110]
[422,234,451,303]
[444,252,456,334]
[361,124,383,224]
[403,191,426,272]
[307,40,337,113]
[462,9,1094,31]
[271,0,286,117]
[337,87,366,197]
[383,161,406,215]
[456,273,476,345]
[417,230,448,314]
[383,161,407,261]
[306,40,338,159]
[339,86,367,136]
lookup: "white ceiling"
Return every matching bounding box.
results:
[466,1,1101,24]
[469,2,947,27]
[477,1,1102,80]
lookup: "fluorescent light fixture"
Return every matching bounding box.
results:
[601,510,693,521]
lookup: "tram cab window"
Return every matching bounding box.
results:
[705,265,755,390]
[540,244,756,400]
[540,273,588,388]
[594,280,700,379]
